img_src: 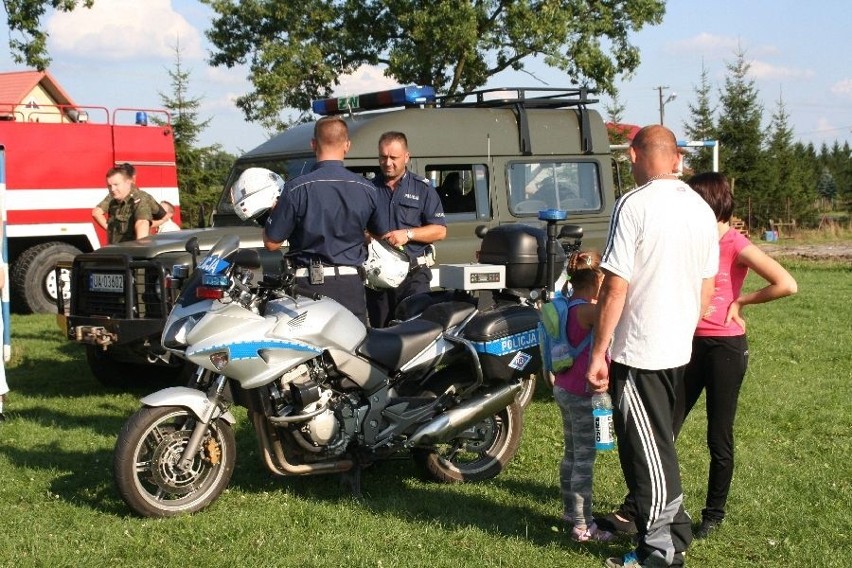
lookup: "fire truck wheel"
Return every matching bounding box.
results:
[11,242,82,314]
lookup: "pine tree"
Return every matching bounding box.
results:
[604,89,634,196]
[683,63,717,175]
[158,44,234,228]
[826,141,852,211]
[716,47,767,229]
[765,95,816,227]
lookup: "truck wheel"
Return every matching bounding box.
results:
[86,346,144,387]
[86,346,193,388]
[11,242,80,314]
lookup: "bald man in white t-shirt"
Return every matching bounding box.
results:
[588,125,718,568]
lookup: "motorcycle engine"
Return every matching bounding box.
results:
[269,360,356,455]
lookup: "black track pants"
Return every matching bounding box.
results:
[611,362,693,567]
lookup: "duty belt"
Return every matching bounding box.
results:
[293,266,360,277]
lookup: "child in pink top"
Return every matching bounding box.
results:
[552,251,613,543]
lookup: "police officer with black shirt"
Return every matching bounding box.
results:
[263,116,386,325]
[367,131,447,327]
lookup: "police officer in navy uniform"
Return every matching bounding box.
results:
[367,131,447,327]
[263,116,386,325]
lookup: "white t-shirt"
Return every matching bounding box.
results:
[601,179,718,370]
[158,219,181,233]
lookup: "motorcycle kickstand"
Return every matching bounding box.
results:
[339,461,366,499]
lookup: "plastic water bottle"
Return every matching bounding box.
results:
[592,392,615,451]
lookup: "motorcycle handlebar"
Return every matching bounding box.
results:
[292,285,322,301]
[257,275,322,301]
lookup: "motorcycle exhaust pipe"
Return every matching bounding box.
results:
[407,382,522,447]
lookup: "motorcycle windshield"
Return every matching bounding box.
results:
[175,235,240,308]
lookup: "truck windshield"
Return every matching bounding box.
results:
[507,161,603,215]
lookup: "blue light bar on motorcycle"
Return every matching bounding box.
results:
[202,274,230,288]
[312,86,436,116]
[538,209,568,221]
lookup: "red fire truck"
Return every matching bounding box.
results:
[0,102,179,313]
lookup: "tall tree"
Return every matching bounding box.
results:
[604,88,634,195]
[2,0,94,69]
[682,63,717,175]
[203,0,667,130]
[716,47,766,229]
[826,141,852,210]
[158,44,233,228]
[764,94,814,226]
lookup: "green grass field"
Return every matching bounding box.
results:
[0,259,850,567]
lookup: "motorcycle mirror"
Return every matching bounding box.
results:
[185,236,200,270]
[233,249,261,269]
[558,224,584,240]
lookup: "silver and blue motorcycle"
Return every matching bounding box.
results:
[113,234,542,517]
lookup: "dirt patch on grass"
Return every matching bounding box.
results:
[758,242,852,261]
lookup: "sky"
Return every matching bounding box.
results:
[2,0,850,156]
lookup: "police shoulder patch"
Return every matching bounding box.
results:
[410,173,431,187]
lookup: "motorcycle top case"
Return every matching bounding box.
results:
[463,305,542,382]
[477,224,567,289]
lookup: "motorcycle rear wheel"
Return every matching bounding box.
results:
[515,372,538,408]
[413,401,522,483]
[113,406,236,517]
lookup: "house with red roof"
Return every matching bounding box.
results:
[0,69,77,123]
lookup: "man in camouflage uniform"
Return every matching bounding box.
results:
[91,166,155,243]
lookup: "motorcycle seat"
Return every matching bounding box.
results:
[418,301,477,330]
[358,319,444,371]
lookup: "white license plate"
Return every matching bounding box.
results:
[89,273,124,292]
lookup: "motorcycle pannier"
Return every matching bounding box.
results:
[477,224,567,289]
[463,305,542,382]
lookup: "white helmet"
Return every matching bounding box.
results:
[230,167,285,221]
[364,239,411,289]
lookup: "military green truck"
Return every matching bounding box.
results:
[57,86,618,386]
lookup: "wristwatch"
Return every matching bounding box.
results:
[406,229,414,242]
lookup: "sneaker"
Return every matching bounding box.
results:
[589,521,615,542]
[605,551,642,567]
[596,511,638,536]
[571,521,614,542]
[571,525,592,542]
[695,517,722,539]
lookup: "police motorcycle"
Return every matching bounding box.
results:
[393,210,584,408]
[112,169,534,517]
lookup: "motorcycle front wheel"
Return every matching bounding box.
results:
[113,406,236,518]
[412,401,522,483]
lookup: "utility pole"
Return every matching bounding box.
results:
[655,85,677,125]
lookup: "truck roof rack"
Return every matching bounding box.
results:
[437,87,598,110]
[439,87,599,156]
[310,85,601,155]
